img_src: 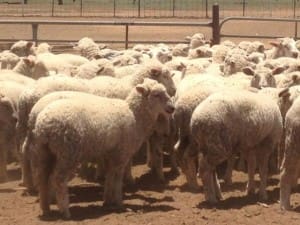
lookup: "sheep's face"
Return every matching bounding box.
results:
[136,80,175,117]
[280,72,300,88]
[243,67,284,89]
[149,66,176,97]
[270,38,299,58]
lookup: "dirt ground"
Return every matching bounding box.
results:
[0,16,300,225]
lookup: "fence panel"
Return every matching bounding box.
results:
[0,0,299,18]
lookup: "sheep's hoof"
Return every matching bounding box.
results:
[61,210,71,220]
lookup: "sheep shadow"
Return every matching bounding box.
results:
[196,187,280,210]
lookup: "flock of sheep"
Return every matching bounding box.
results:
[0,34,300,219]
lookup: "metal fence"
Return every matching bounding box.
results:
[0,0,300,18]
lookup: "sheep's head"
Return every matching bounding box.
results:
[136,78,175,117]
[146,63,176,97]
[243,66,284,89]
[270,37,299,58]
[10,40,35,57]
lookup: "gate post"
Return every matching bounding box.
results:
[32,23,38,45]
[212,4,220,45]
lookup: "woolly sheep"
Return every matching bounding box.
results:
[90,60,176,99]
[172,44,189,57]
[29,79,174,218]
[242,66,285,89]
[186,90,282,203]
[12,56,49,79]
[266,37,299,59]
[10,40,35,57]
[185,33,208,49]
[188,45,213,59]
[0,70,35,86]
[74,37,107,60]
[35,43,52,55]
[280,96,300,210]
[0,50,20,69]
[0,81,27,182]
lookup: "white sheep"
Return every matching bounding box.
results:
[280,96,300,210]
[0,81,27,182]
[266,37,299,59]
[186,90,282,203]
[10,40,35,57]
[29,79,174,218]
[0,50,20,69]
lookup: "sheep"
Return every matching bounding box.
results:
[276,71,300,88]
[90,59,176,99]
[238,41,265,54]
[211,40,236,63]
[35,43,52,55]
[280,96,300,210]
[10,40,35,57]
[0,50,20,69]
[21,91,105,190]
[221,49,255,76]
[184,90,282,203]
[28,79,174,218]
[185,33,208,49]
[0,81,27,182]
[36,52,89,75]
[0,70,35,86]
[74,37,107,60]
[12,56,49,79]
[242,66,285,89]
[172,44,189,57]
[72,58,115,79]
[188,45,213,59]
[111,54,139,67]
[266,37,299,59]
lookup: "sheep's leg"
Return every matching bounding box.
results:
[213,171,223,200]
[246,151,256,195]
[182,146,199,189]
[123,160,135,185]
[21,137,35,191]
[280,154,299,210]
[257,150,270,201]
[103,166,125,207]
[223,155,235,186]
[149,134,165,182]
[52,164,71,219]
[37,156,51,217]
[0,143,7,183]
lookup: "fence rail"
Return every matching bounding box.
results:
[0,0,300,18]
[0,4,299,49]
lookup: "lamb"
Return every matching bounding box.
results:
[238,41,265,54]
[0,81,27,182]
[276,71,300,88]
[29,79,174,218]
[0,50,20,69]
[185,90,282,203]
[172,44,189,57]
[188,45,213,59]
[35,43,52,55]
[280,96,300,210]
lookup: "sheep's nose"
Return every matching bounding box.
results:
[166,104,175,114]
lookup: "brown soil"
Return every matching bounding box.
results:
[1,161,300,225]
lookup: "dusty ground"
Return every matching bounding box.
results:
[0,16,300,225]
[1,161,300,225]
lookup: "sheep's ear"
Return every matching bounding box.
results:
[196,49,202,55]
[272,66,285,75]
[136,85,149,96]
[96,67,105,75]
[23,58,34,67]
[278,88,291,98]
[242,67,255,76]
[292,74,299,82]
[26,42,34,49]
[93,54,101,60]
[269,41,280,47]
[150,68,162,77]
